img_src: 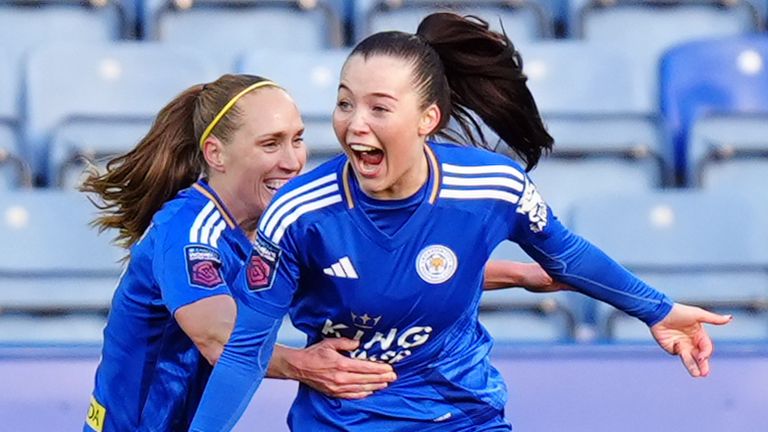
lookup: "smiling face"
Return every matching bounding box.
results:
[333,54,440,200]
[206,87,307,226]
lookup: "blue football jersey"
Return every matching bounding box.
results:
[85,180,253,432]
[190,142,673,431]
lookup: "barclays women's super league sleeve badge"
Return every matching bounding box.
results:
[246,233,282,292]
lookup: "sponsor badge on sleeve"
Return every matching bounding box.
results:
[247,233,282,292]
[184,245,225,289]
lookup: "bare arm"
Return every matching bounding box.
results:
[174,295,236,365]
[484,260,570,292]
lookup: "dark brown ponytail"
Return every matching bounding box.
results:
[349,12,553,171]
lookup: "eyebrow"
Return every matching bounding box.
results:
[255,127,304,141]
[338,83,398,102]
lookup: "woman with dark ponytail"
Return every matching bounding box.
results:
[82,71,560,431]
[191,14,730,431]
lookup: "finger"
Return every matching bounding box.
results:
[695,332,714,377]
[322,337,360,351]
[334,381,390,393]
[335,391,374,400]
[334,371,396,385]
[697,309,733,325]
[339,357,395,375]
[676,341,701,377]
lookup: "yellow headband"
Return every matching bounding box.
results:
[198,80,281,150]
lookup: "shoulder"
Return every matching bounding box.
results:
[430,141,526,174]
[258,156,347,244]
[151,187,228,250]
[431,141,528,206]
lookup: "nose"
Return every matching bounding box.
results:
[348,109,370,136]
[278,142,306,173]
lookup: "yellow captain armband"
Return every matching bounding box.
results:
[85,395,106,432]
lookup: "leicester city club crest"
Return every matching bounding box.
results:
[415,244,457,284]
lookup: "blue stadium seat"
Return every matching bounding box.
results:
[689,114,768,192]
[480,289,576,343]
[0,191,124,315]
[0,48,31,188]
[570,0,759,40]
[24,42,215,186]
[143,0,344,70]
[660,35,768,184]
[0,313,107,344]
[0,0,131,55]
[353,0,554,43]
[517,41,665,215]
[570,191,768,342]
[239,48,348,168]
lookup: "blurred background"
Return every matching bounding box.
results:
[0,0,767,430]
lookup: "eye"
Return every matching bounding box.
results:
[336,100,352,111]
[292,136,305,147]
[261,140,279,151]
[372,105,390,113]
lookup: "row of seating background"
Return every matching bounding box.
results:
[2,188,766,344]
[2,38,766,195]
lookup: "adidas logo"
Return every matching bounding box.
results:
[323,256,358,279]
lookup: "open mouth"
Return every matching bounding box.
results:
[264,179,289,194]
[349,143,384,177]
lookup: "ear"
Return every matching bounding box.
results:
[202,135,226,173]
[418,103,441,137]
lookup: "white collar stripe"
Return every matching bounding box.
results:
[199,211,222,245]
[441,163,525,180]
[442,175,524,192]
[263,184,339,238]
[259,173,337,232]
[209,220,227,248]
[439,188,520,205]
[270,194,342,243]
[189,201,215,243]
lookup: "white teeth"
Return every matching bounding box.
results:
[350,144,379,152]
[264,179,288,192]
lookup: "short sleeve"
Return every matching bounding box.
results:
[230,229,301,319]
[153,226,232,314]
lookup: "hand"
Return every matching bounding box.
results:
[650,303,733,377]
[284,338,397,399]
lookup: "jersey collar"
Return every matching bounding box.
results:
[191,179,237,230]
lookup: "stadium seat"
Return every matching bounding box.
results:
[353,0,554,43]
[570,0,759,40]
[0,48,31,188]
[238,48,348,168]
[479,289,577,343]
[143,0,344,70]
[0,0,130,55]
[689,114,768,191]
[660,35,768,184]
[24,42,215,186]
[570,191,768,342]
[515,41,666,215]
[0,312,107,344]
[0,191,124,315]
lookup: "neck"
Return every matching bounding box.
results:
[206,176,262,234]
